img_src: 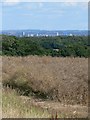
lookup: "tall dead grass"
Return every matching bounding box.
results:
[2,56,88,105]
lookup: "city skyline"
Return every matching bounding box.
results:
[1,2,88,30]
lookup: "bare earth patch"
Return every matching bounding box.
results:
[20,95,88,118]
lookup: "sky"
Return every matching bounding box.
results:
[0,0,88,30]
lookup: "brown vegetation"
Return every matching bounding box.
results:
[2,56,88,106]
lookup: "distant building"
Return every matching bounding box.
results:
[57,32,59,36]
[30,34,34,37]
[45,34,48,37]
[36,33,39,37]
[69,33,73,36]
[20,35,22,37]
[22,32,25,36]
[27,34,30,37]
[53,49,59,52]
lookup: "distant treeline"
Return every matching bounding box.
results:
[1,35,90,57]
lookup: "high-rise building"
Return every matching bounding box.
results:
[22,32,25,36]
[37,33,39,36]
[57,32,59,36]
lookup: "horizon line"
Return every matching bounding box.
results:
[0,29,88,31]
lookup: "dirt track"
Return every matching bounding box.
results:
[20,95,88,118]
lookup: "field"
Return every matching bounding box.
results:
[2,56,88,118]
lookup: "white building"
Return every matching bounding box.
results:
[45,34,48,37]
[22,32,25,36]
[57,32,59,36]
[30,34,34,37]
[37,34,39,37]
[69,33,73,36]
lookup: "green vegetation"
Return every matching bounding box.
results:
[2,35,89,57]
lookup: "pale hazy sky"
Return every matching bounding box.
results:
[1,1,88,30]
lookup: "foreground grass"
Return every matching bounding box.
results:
[2,87,88,118]
[2,56,88,105]
[2,88,51,118]
[2,56,88,118]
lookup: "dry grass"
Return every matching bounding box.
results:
[2,56,88,105]
[2,87,51,118]
[2,87,88,118]
[2,56,88,118]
